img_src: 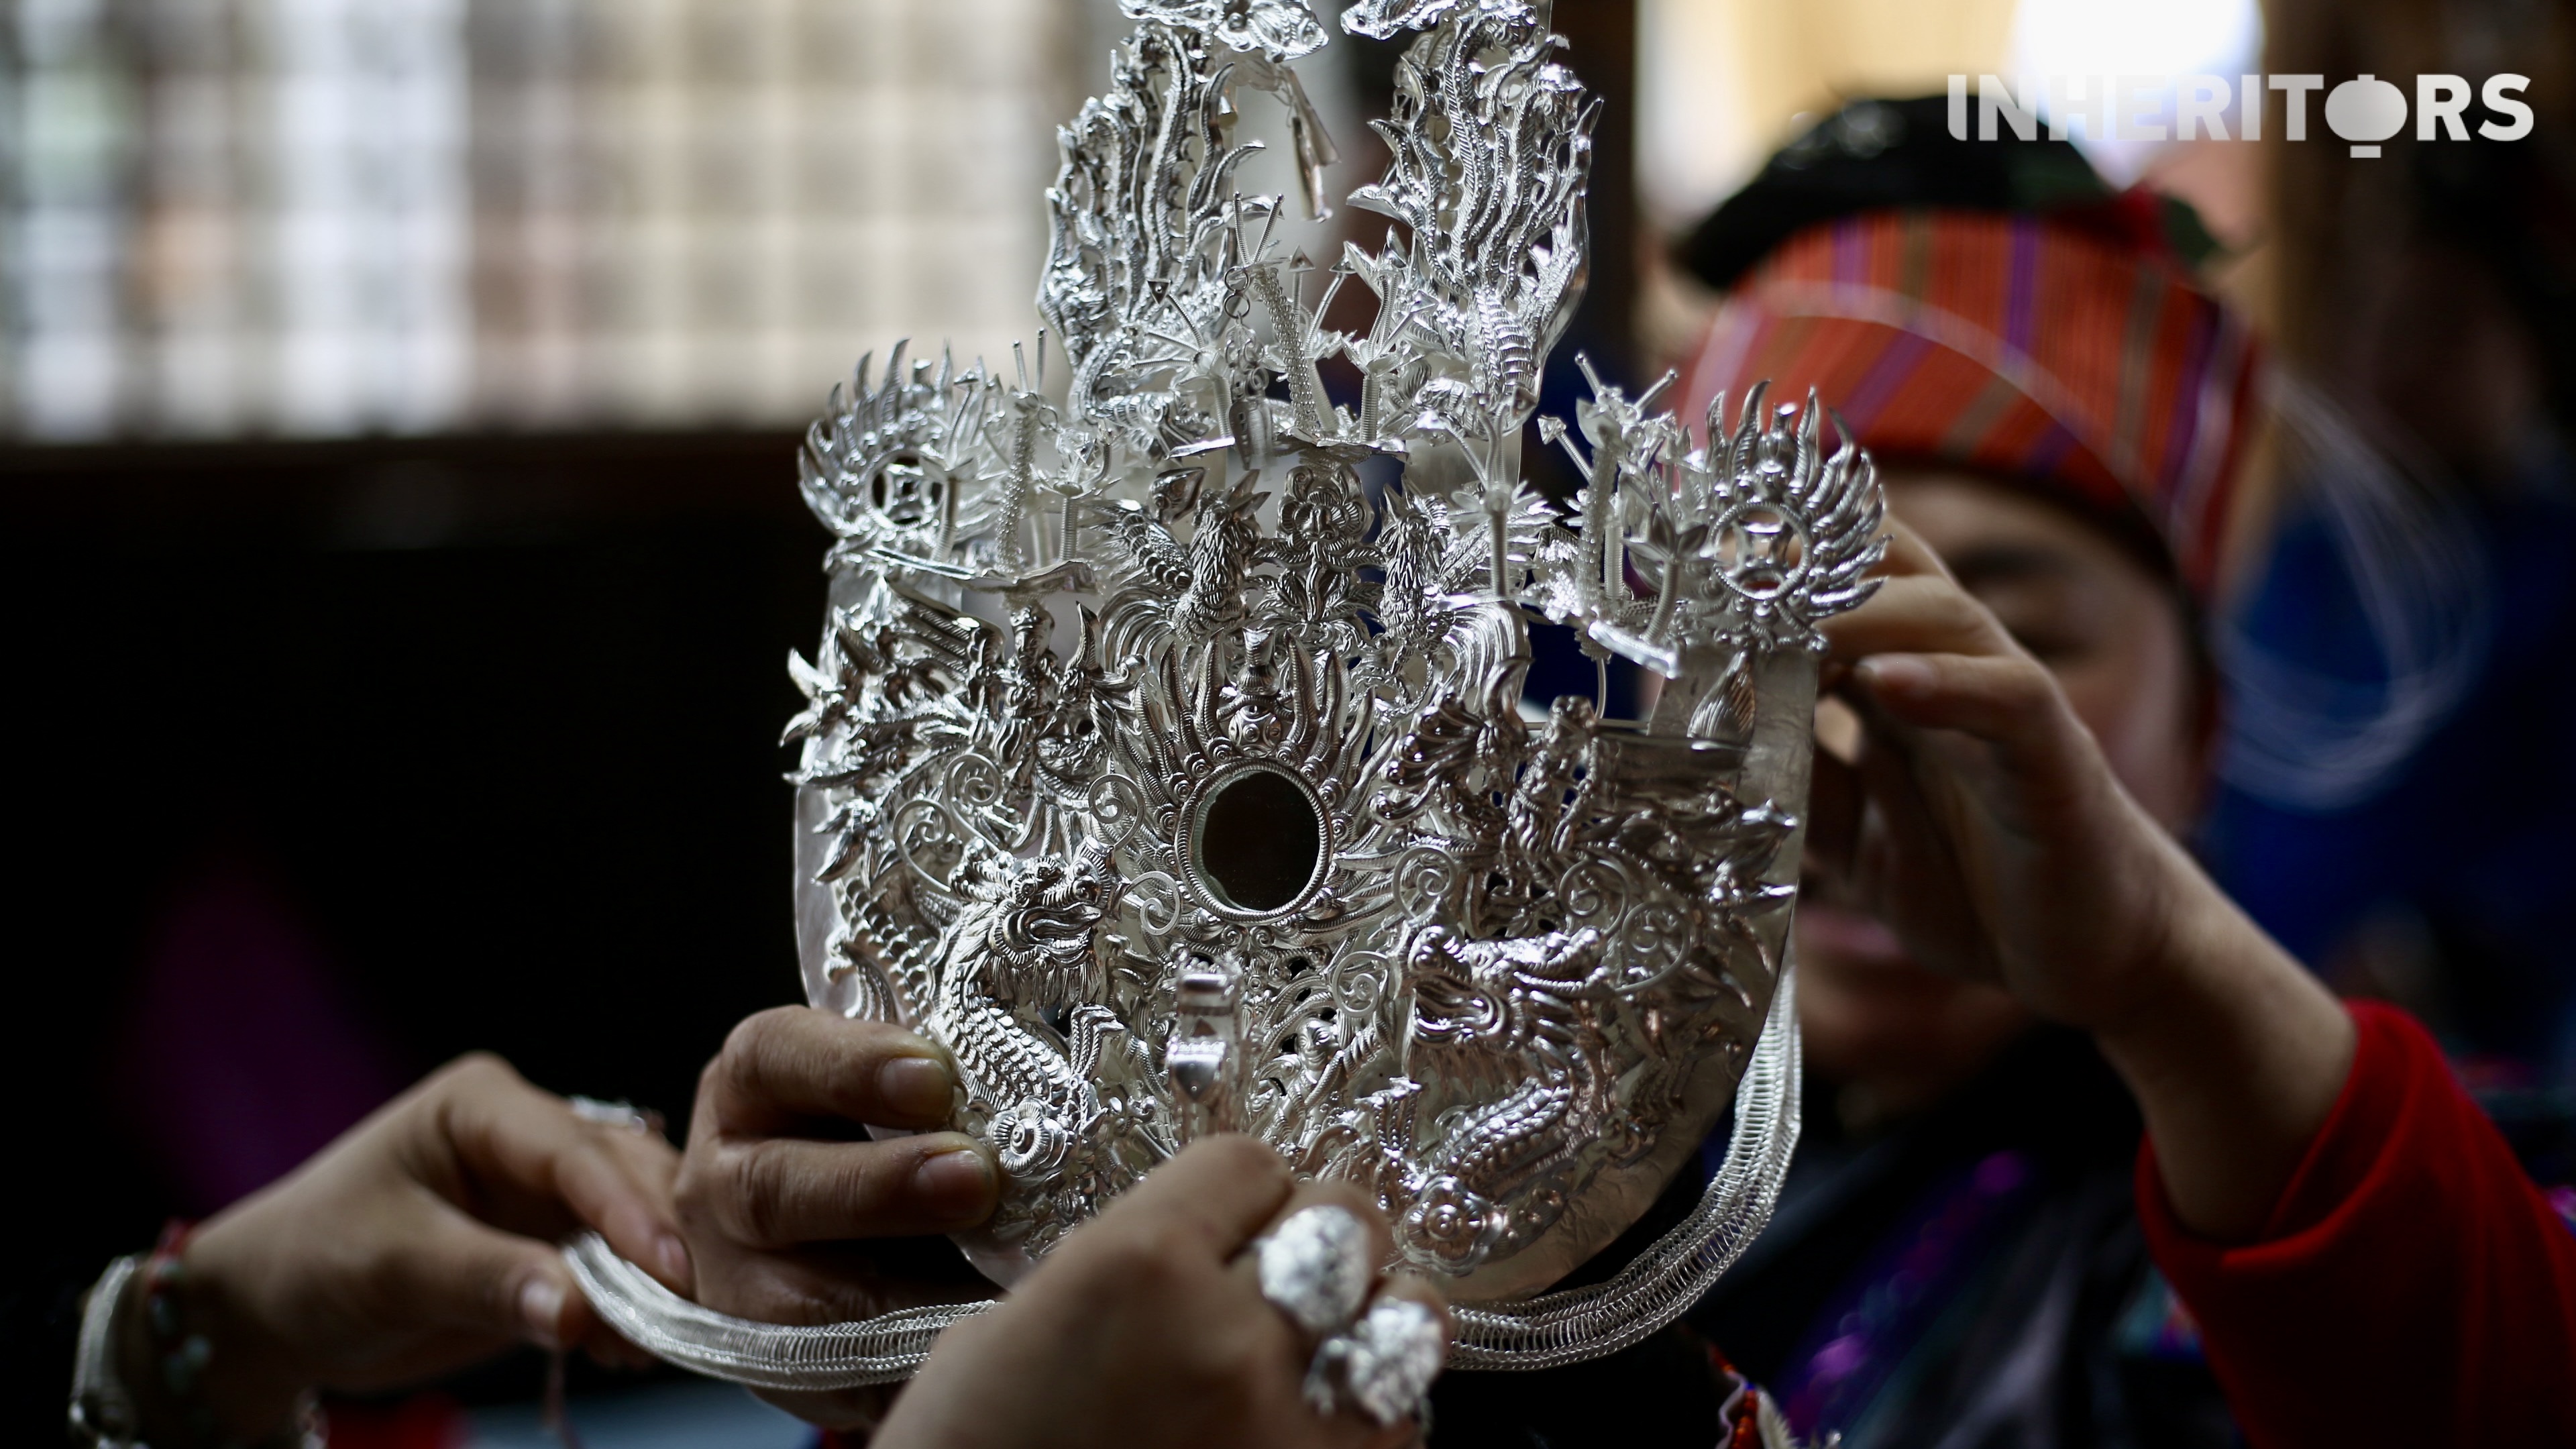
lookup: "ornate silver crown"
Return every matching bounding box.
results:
[572,0,1886,1383]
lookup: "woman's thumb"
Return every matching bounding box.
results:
[511,1263,580,1349]
[395,1209,590,1348]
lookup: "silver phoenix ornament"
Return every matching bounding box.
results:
[568,0,1886,1384]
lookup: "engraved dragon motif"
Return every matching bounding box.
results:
[916,844,1165,1248]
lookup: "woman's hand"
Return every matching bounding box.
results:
[880,1135,1444,1449]
[1809,522,2204,1031]
[149,1053,691,1442]
[1811,521,2355,1238]
[672,1006,1004,1430]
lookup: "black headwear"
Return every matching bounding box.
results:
[1674,95,2220,292]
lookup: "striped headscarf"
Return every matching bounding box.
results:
[1677,207,2261,598]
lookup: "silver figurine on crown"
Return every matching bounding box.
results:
[570,0,1886,1383]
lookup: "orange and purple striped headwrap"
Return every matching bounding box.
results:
[1676,208,2261,598]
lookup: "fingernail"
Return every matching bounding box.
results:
[913,1148,996,1222]
[655,1234,692,1287]
[877,1055,956,1120]
[1860,655,1935,696]
[519,1277,566,1347]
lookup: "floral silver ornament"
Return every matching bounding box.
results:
[567,0,1882,1388]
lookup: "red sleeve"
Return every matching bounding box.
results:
[2137,1002,2576,1448]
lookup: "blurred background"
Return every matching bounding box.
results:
[5,0,2570,1441]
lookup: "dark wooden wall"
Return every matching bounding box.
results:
[6,431,826,1302]
[1556,0,1642,381]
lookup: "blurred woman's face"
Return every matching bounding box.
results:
[1797,468,2205,1122]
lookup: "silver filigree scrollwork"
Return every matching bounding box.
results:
[575,0,1885,1379]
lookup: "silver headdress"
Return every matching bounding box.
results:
[570,0,1886,1383]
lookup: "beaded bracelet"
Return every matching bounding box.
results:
[69,1224,321,1449]
[69,1253,147,1447]
[142,1223,221,1440]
